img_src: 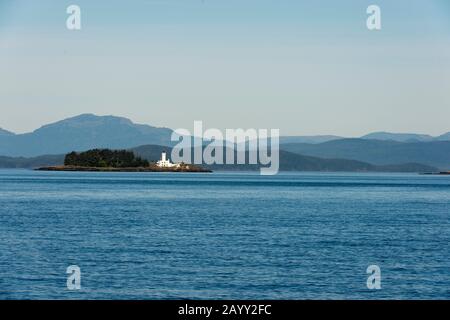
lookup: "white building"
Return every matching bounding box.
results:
[156,151,179,168]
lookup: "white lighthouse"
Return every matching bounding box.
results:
[156,151,179,168]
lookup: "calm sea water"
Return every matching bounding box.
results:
[0,169,449,300]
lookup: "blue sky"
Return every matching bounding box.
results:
[1,0,449,136]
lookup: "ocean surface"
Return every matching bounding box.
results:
[0,169,449,300]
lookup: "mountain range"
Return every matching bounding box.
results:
[1,115,450,157]
[280,139,450,170]
[361,132,450,143]
[0,128,14,136]
[0,114,173,157]
[0,114,449,171]
[0,145,438,173]
[131,145,438,173]
[282,132,450,144]
[279,135,342,144]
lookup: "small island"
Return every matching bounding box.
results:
[36,149,211,173]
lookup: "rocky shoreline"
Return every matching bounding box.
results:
[35,165,212,173]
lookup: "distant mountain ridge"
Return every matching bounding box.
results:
[129,145,438,172]
[281,132,450,144]
[437,132,450,141]
[0,114,449,170]
[279,135,342,144]
[361,132,435,142]
[0,154,64,168]
[0,128,14,136]
[0,145,438,173]
[0,114,174,157]
[280,139,450,170]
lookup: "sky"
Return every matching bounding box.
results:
[0,0,450,136]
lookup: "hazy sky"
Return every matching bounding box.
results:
[1,0,450,136]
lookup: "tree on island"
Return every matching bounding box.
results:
[64,149,149,168]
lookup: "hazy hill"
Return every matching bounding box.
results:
[0,144,437,172]
[0,154,64,168]
[280,131,450,144]
[437,132,450,141]
[130,145,437,173]
[0,128,14,136]
[0,114,448,170]
[361,132,435,142]
[279,135,342,144]
[131,144,168,162]
[280,139,450,170]
[0,114,174,157]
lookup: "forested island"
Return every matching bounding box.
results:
[36,149,211,172]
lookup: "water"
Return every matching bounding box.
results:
[0,169,449,300]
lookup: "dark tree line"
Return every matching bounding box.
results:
[64,149,149,168]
